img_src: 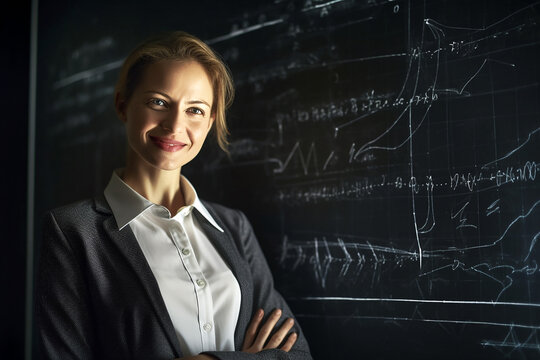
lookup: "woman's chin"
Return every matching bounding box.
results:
[151,162,184,172]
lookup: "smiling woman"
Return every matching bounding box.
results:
[120,61,214,179]
[36,31,313,360]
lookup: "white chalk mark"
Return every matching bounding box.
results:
[302,0,347,12]
[342,104,408,145]
[426,18,442,101]
[280,235,288,264]
[53,59,123,89]
[311,238,322,287]
[486,199,501,216]
[322,151,335,171]
[295,314,540,330]
[424,1,540,33]
[284,238,420,257]
[451,201,478,230]
[395,49,415,101]
[354,104,431,157]
[438,58,515,97]
[337,238,352,277]
[524,232,540,261]
[310,237,334,289]
[481,340,540,350]
[418,260,537,300]
[494,276,513,302]
[206,18,284,44]
[295,296,540,307]
[482,327,540,353]
[331,16,375,30]
[408,22,424,269]
[293,246,305,271]
[458,59,515,95]
[425,18,445,38]
[458,58,488,94]
[327,52,408,66]
[335,109,379,131]
[353,244,366,276]
[273,141,319,175]
[482,127,540,169]
[418,179,435,234]
[277,117,283,146]
[366,240,379,264]
[425,18,483,32]
[428,199,540,254]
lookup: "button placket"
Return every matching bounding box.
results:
[172,210,217,350]
[170,221,192,263]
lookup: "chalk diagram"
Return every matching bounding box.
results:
[212,0,540,356]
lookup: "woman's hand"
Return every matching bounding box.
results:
[242,308,298,353]
[175,309,297,359]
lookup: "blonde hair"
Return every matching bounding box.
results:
[115,31,234,153]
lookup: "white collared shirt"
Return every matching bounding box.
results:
[104,170,241,356]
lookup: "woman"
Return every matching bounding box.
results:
[37,31,312,360]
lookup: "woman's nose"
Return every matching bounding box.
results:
[160,109,186,133]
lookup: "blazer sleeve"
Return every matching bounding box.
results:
[36,211,95,360]
[205,210,313,360]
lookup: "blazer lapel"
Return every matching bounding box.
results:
[193,208,253,350]
[94,196,183,357]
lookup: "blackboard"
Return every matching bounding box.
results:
[36,0,540,359]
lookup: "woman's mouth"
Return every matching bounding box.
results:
[149,136,187,152]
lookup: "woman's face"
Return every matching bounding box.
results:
[119,60,214,172]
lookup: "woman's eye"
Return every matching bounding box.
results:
[149,99,167,107]
[187,107,204,116]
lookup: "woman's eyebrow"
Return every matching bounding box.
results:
[186,100,211,108]
[144,90,171,99]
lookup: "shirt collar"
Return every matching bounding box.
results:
[104,169,224,233]
[180,176,224,233]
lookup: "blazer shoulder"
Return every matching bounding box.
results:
[45,196,110,233]
[201,200,247,232]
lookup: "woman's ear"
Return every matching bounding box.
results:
[115,92,127,123]
[208,113,215,131]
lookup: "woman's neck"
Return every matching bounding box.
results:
[122,158,185,215]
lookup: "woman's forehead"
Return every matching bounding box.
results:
[138,60,214,101]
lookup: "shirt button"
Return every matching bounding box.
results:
[203,323,212,332]
[196,279,206,288]
[181,248,191,256]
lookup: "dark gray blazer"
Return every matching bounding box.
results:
[37,196,312,360]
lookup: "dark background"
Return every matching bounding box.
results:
[4,0,540,359]
[1,0,30,359]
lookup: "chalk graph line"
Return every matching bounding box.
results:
[206,18,284,44]
[482,327,540,354]
[53,59,123,90]
[302,0,347,12]
[294,313,540,330]
[524,232,540,262]
[426,199,540,254]
[481,127,540,169]
[418,180,435,233]
[424,1,540,33]
[293,296,540,308]
[480,327,540,356]
[354,103,432,157]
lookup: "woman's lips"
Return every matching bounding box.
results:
[149,136,187,152]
